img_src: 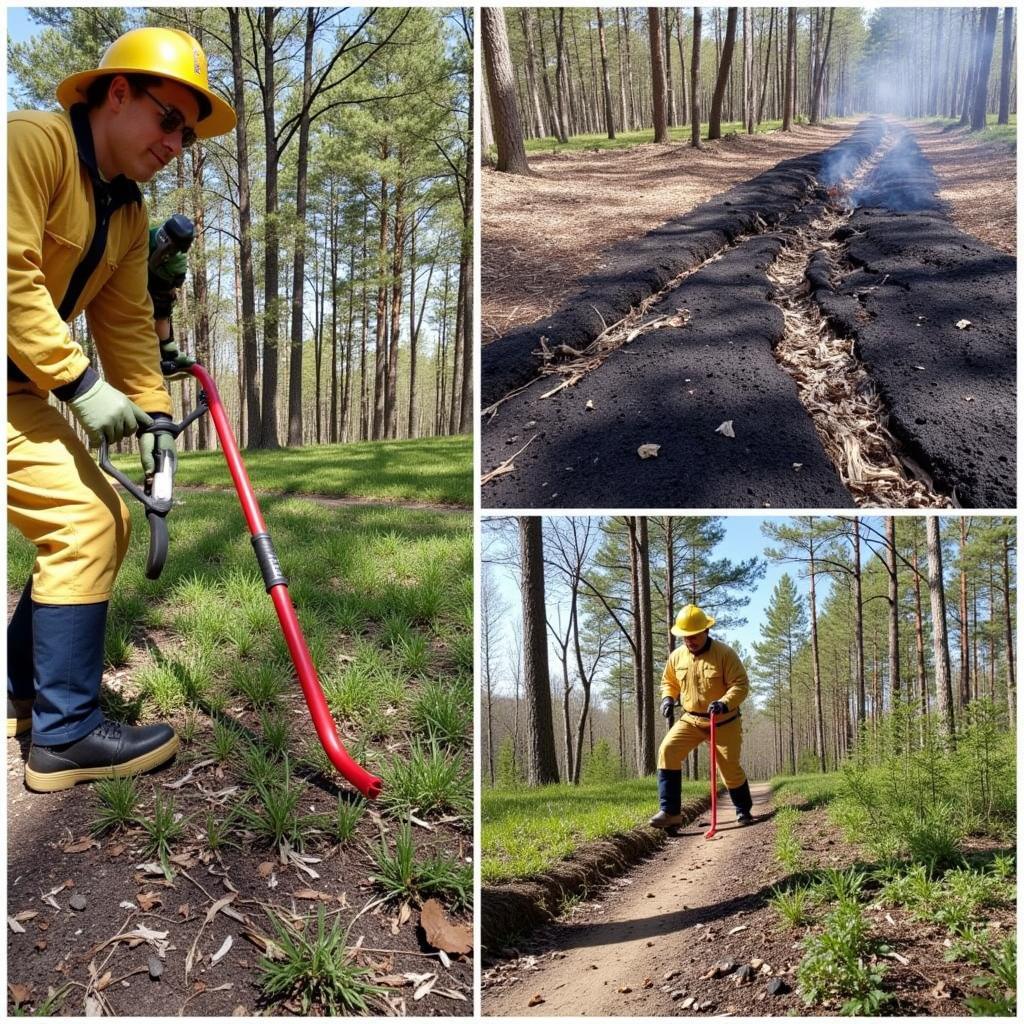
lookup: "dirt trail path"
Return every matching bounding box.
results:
[483,782,778,1017]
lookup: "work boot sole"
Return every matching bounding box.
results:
[24,734,179,793]
[7,715,32,738]
[649,814,684,830]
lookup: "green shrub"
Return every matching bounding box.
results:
[581,739,624,784]
[796,900,889,1015]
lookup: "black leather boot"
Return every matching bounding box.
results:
[650,769,683,828]
[729,779,754,824]
[26,719,178,792]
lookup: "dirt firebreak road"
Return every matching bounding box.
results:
[483,783,777,1017]
[481,119,1015,509]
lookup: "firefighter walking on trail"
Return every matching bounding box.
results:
[7,27,235,791]
[650,604,755,829]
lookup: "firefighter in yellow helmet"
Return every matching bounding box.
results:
[7,28,236,791]
[650,604,755,828]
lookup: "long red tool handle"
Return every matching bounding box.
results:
[704,712,717,839]
[188,364,382,800]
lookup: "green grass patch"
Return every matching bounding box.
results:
[482,776,706,883]
[915,113,1016,147]
[109,434,471,506]
[518,118,787,155]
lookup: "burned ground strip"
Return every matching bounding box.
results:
[481,119,1015,510]
[809,132,1016,508]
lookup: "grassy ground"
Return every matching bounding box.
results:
[518,118,786,155]
[914,113,1016,147]
[482,777,706,883]
[766,761,1016,1016]
[110,434,472,506]
[7,449,473,1015]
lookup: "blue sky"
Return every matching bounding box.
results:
[483,515,876,706]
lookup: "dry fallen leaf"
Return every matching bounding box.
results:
[242,930,286,961]
[8,919,26,934]
[8,983,32,1006]
[637,443,661,459]
[257,862,275,879]
[527,993,545,1007]
[955,319,972,330]
[210,935,233,966]
[62,838,96,854]
[137,892,162,912]
[94,971,112,992]
[375,975,409,988]
[715,420,736,438]
[413,974,437,1001]
[420,899,472,956]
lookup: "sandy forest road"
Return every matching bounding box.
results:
[483,783,780,1017]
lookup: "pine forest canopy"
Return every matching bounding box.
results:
[483,6,1016,160]
[481,516,1016,786]
[9,6,473,450]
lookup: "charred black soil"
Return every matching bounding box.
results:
[481,118,1015,510]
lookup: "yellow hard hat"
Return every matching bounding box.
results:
[671,604,715,637]
[56,28,236,139]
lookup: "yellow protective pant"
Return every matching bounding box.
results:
[657,713,747,789]
[7,388,131,605]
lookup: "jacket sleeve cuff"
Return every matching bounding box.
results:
[52,365,99,403]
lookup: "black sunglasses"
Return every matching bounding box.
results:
[140,88,197,149]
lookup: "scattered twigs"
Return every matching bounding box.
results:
[481,435,538,487]
[768,134,952,509]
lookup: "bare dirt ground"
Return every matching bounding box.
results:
[482,783,1011,1017]
[907,120,1016,255]
[481,118,1016,342]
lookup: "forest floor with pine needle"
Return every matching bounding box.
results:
[482,117,1015,342]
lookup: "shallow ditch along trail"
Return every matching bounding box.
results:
[480,119,1015,509]
[482,783,779,1017]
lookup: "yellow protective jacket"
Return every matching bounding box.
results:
[7,107,171,414]
[661,637,750,717]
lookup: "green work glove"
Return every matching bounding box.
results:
[139,413,177,478]
[159,333,197,380]
[148,226,188,318]
[67,378,153,447]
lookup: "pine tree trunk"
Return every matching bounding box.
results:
[690,7,703,147]
[808,545,827,772]
[783,7,796,129]
[708,7,737,139]
[998,8,1015,124]
[372,171,388,440]
[886,517,901,706]
[597,8,616,138]
[853,517,866,728]
[286,9,315,448]
[229,12,261,449]
[482,7,531,174]
[971,6,999,130]
[520,517,560,785]
[926,517,956,747]
[259,8,281,450]
[519,9,548,137]
[638,517,656,774]
[1001,530,1016,721]
[648,7,669,141]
